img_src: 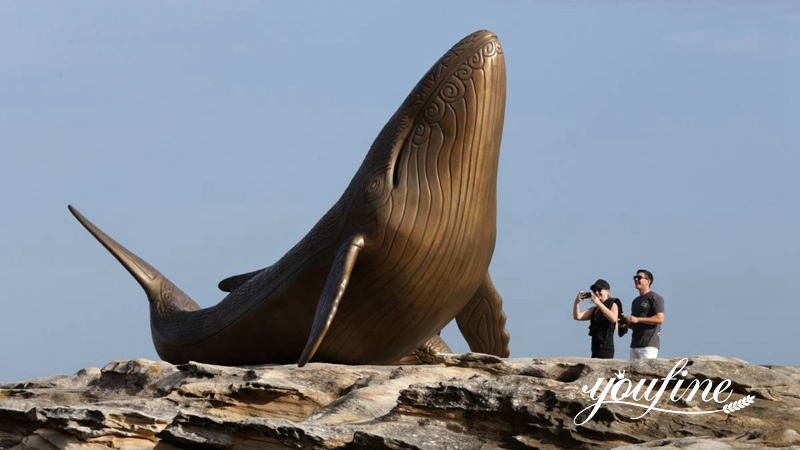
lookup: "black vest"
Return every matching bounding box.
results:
[588,298,623,351]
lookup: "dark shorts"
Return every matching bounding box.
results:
[591,349,614,359]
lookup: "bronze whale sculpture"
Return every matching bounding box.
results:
[69,29,510,366]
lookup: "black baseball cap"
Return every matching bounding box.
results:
[590,279,610,291]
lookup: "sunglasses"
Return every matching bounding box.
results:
[633,275,648,281]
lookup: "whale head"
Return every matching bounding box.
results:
[346,30,506,258]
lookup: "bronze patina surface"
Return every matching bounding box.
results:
[69,30,510,366]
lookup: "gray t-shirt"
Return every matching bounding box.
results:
[630,291,665,349]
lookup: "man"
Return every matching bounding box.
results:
[622,269,665,359]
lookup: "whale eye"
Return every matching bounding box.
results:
[367,178,380,193]
[364,175,384,202]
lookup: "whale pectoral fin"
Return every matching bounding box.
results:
[394,333,452,365]
[456,273,511,358]
[298,235,365,367]
[218,268,268,292]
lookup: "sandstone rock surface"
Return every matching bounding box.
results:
[1,354,798,449]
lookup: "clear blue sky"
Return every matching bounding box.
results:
[2,2,798,382]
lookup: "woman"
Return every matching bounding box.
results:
[573,279,623,359]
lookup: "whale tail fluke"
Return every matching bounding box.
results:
[68,205,201,315]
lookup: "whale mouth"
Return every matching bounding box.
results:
[390,30,505,190]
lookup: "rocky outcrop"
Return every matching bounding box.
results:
[1,354,798,449]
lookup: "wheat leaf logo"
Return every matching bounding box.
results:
[722,395,755,413]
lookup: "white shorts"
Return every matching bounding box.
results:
[630,347,659,359]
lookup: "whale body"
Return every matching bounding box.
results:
[70,30,510,366]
